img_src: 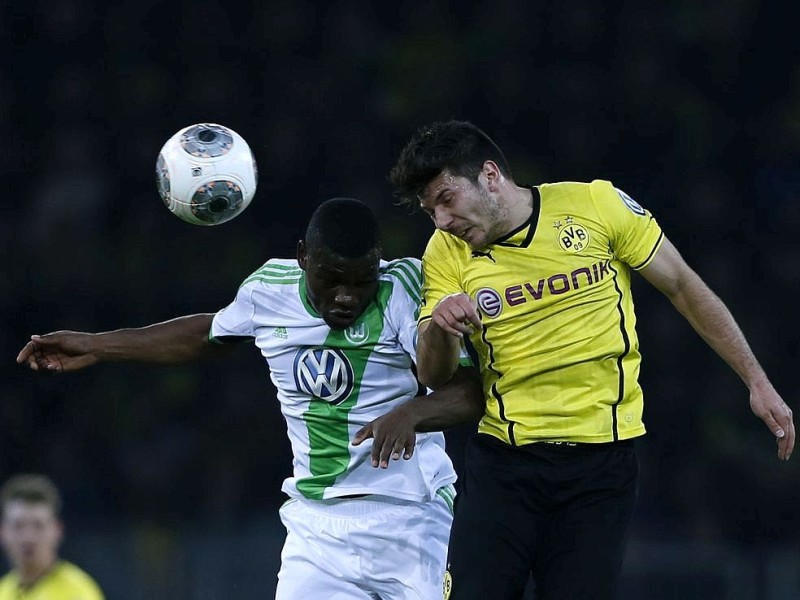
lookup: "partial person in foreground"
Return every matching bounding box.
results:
[389,119,794,600]
[17,197,483,599]
[0,473,105,600]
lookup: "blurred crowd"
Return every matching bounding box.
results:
[2,0,798,572]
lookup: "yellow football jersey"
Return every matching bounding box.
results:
[419,180,664,445]
[0,561,104,600]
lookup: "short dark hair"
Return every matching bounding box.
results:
[304,197,381,258]
[389,120,513,209]
[0,474,62,518]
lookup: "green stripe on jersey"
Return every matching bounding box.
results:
[242,262,302,287]
[382,259,422,307]
[295,280,393,499]
[436,483,456,514]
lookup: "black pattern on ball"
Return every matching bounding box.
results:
[155,153,172,207]
[190,180,244,224]
[180,124,234,158]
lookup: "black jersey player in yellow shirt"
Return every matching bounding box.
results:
[389,120,794,600]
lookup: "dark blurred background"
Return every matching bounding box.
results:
[2,1,798,598]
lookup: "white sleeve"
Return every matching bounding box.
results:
[386,257,475,367]
[395,291,420,363]
[383,258,424,362]
[210,282,257,341]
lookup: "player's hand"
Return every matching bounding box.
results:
[16,332,99,373]
[749,383,794,461]
[431,292,481,337]
[351,404,418,469]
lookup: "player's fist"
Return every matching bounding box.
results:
[431,292,481,337]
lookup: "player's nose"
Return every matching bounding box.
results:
[333,287,360,308]
[433,207,454,231]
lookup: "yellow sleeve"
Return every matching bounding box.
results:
[589,179,664,270]
[418,230,463,323]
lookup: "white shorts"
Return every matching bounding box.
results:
[276,486,455,600]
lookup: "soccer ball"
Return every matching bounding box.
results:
[156,123,258,226]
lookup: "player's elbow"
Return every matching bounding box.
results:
[416,322,461,389]
[416,362,456,390]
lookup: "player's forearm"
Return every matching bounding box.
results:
[406,367,485,432]
[93,314,219,365]
[416,319,462,389]
[668,273,769,390]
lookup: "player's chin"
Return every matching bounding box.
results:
[323,313,357,330]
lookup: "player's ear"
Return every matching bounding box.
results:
[296,239,308,269]
[482,160,502,190]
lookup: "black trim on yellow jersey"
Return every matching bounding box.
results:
[492,186,541,249]
[608,262,632,442]
[478,324,515,444]
[631,229,664,270]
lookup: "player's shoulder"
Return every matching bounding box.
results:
[49,561,104,597]
[539,179,632,213]
[239,258,302,289]
[380,257,422,278]
[53,560,98,581]
[379,258,423,295]
[538,179,614,197]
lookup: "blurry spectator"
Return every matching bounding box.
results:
[0,474,104,600]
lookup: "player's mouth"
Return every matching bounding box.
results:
[458,227,478,245]
[450,226,469,239]
[325,311,358,329]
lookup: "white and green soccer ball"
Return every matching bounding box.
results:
[156,123,258,226]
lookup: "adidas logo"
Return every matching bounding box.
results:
[272,327,288,339]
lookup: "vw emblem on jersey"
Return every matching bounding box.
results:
[476,287,502,319]
[344,322,369,345]
[293,347,354,405]
[616,188,646,216]
[555,216,590,253]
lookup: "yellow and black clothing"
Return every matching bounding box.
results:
[420,179,664,445]
[424,180,662,600]
[0,561,104,600]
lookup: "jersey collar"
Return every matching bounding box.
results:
[490,185,540,248]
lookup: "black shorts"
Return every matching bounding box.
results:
[445,433,639,600]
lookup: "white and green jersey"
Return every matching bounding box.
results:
[210,257,458,502]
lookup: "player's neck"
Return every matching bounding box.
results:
[17,559,59,588]
[502,184,534,233]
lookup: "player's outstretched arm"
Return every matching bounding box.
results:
[352,366,484,468]
[639,237,795,461]
[16,313,230,373]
